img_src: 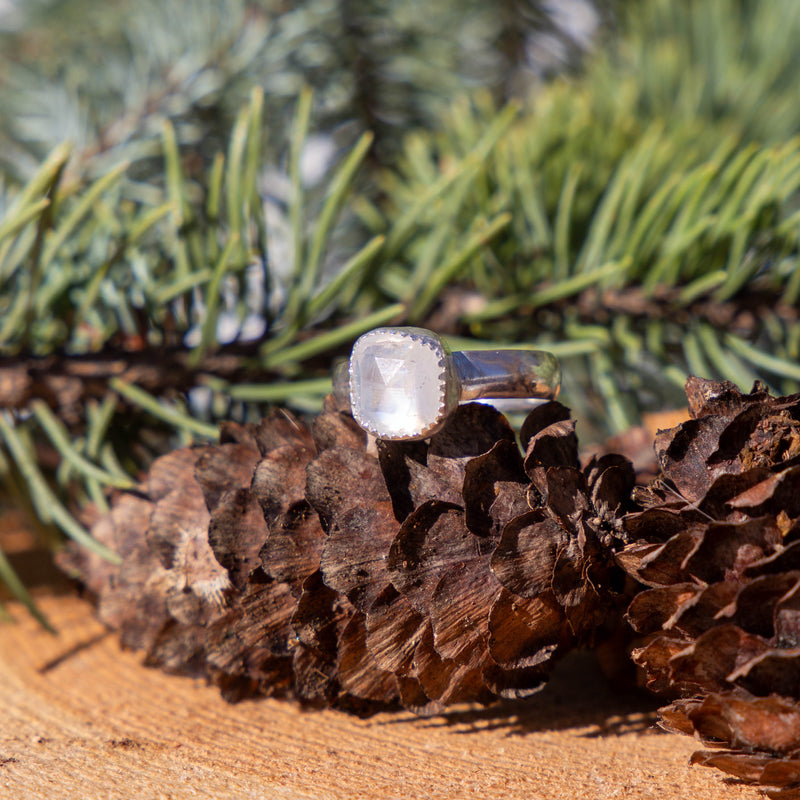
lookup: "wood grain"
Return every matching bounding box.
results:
[0,592,757,800]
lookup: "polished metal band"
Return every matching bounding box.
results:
[333,327,560,441]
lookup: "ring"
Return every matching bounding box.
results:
[332,327,560,441]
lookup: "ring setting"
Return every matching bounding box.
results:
[333,327,560,441]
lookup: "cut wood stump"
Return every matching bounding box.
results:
[0,591,758,800]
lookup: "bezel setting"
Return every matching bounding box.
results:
[349,327,450,440]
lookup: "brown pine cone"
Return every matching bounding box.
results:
[619,377,800,797]
[60,396,636,713]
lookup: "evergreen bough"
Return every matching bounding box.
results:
[0,0,799,626]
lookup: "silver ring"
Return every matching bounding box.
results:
[332,327,560,441]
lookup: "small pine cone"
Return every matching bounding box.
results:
[618,377,800,795]
[63,397,636,713]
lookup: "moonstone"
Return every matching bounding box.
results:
[350,329,447,439]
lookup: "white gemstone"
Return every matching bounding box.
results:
[350,329,447,439]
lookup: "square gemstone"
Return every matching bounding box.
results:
[350,328,447,439]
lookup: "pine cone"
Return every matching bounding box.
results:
[62,397,635,713]
[619,377,800,797]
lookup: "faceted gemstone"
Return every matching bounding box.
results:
[350,329,447,439]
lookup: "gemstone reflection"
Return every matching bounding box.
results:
[350,329,446,439]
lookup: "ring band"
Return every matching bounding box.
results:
[333,327,560,441]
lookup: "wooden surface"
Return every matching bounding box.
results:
[0,591,759,800]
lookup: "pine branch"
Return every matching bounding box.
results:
[0,89,396,619]
[0,0,601,183]
[377,72,800,432]
[2,0,800,628]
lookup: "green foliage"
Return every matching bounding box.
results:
[0,87,397,620]
[363,0,800,432]
[376,84,800,431]
[2,0,800,623]
[0,0,593,182]
[622,0,800,142]
[0,87,394,362]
